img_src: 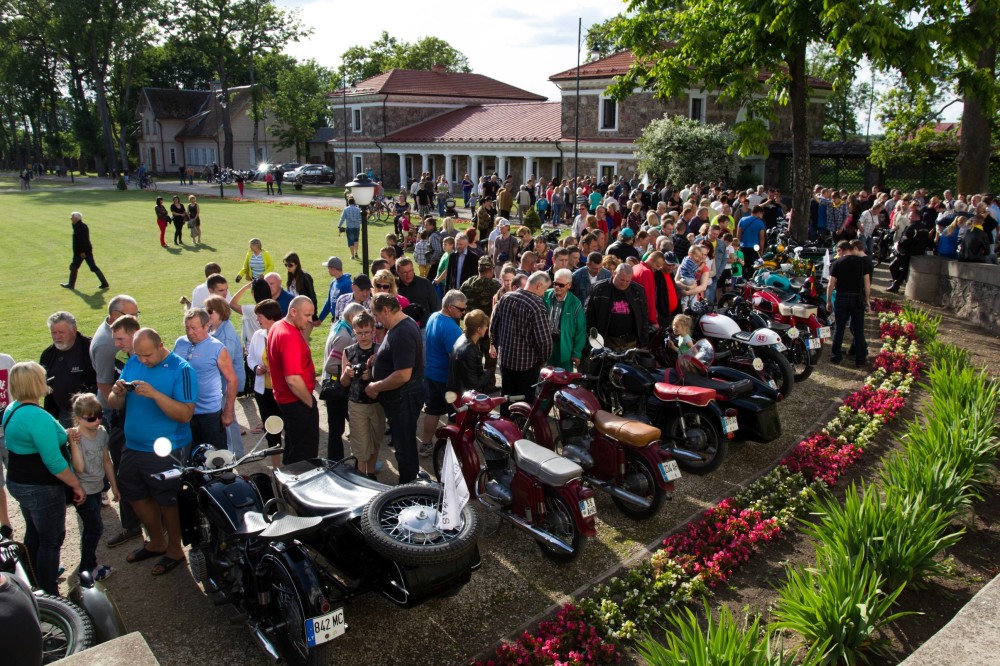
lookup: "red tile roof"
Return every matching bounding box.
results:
[385,102,561,143]
[332,69,546,101]
[550,50,832,90]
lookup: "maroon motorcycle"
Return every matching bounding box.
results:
[507,367,680,521]
[432,391,598,564]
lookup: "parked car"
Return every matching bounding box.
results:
[295,164,335,184]
[279,162,302,174]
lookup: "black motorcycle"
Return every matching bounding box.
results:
[871,227,894,267]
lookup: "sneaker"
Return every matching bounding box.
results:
[106,527,142,548]
[418,441,434,457]
[93,565,114,582]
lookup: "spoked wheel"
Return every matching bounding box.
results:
[756,346,795,398]
[360,484,479,567]
[611,450,667,520]
[264,556,333,666]
[662,410,727,474]
[788,337,814,382]
[537,488,585,564]
[36,594,95,664]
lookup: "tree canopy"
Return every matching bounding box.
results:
[269,60,334,161]
[337,32,470,83]
[636,116,739,186]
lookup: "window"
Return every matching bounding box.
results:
[598,162,617,183]
[690,95,705,123]
[451,158,457,182]
[352,108,362,132]
[169,148,177,165]
[599,97,618,131]
[353,155,363,174]
[405,157,414,182]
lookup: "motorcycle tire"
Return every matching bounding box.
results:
[661,410,727,474]
[537,488,585,564]
[756,346,795,398]
[611,449,667,520]
[360,484,479,568]
[789,336,814,382]
[36,594,96,664]
[263,555,335,666]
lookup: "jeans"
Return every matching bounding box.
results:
[75,493,104,573]
[325,396,349,459]
[861,235,873,255]
[437,198,446,217]
[277,400,319,464]
[463,188,472,207]
[226,421,244,457]
[380,381,424,484]
[552,203,563,224]
[831,294,867,363]
[7,481,66,595]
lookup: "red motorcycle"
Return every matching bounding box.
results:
[508,367,681,521]
[432,391,598,564]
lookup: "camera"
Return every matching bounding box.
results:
[350,363,367,376]
[123,381,137,392]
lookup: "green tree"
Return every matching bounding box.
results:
[807,47,865,142]
[337,33,470,84]
[635,115,739,185]
[867,87,959,169]
[269,60,333,161]
[586,17,619,58]
[609,0,852,240]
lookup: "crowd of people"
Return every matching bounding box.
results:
[1,171,998,616]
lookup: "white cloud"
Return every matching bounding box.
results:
[277,0,623,100]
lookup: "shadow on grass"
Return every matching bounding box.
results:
[63,287,109,313]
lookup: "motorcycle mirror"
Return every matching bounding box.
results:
[445,390,458,404]
[588,327,605,349]
[794,246,803,254]
[153,437,173,458]
[263,415,284,435]
[753,244,760,252]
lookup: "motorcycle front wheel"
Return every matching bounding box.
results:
[611,449,667,520]
[264,556,334,666]
[661,409,727,474]
[36,594,96,664]
[537,488,585,564]
[789,336,814,382]
[756,346,796,397]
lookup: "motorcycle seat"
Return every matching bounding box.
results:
[767,321,792,333]
[777,302,817,318]
[273,462,383,525]
[593,410,661,447]
[652,383,716,407]
[732,330,755,342]
[234,511,321,541]
[669,370,754,400]
[513,439,582,486]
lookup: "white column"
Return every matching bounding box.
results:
[444,153,454,191]
[421,153,430,175]
[523,157,531,184]
[469,154,478,184]
[398,153,407,189]
[496,154,505,179]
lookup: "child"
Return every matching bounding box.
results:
[340,313,385,479]
[728,233,744,289]
[385,233,404,259]
[676,249,700,311]
[413,229,431,277]
[669,314,694,354]
[68,393,119,582]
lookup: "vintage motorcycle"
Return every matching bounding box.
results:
[507,365,681,520]
[433,391,598,563]
[720,296,814,382]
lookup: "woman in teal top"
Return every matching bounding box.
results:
[3,362,84,595]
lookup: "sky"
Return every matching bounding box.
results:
[277,0,621,101]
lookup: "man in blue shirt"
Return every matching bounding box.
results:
[419,290,467,454]
[173,309,236,451]
[317,256,352,325]
[736,205,767,271]
[338,197,362,261]
[108,327,196,575]
[264,272,294,314]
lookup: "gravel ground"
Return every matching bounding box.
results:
[15,265,986,666]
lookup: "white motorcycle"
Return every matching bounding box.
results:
[687,301,797,397]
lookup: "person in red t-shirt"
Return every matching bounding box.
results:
[265,296,318,463]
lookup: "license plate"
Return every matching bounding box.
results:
[768,379,778,390]
[806,337,820,350]
[659,460,682,481]
[722,415,739,434]
[775,342,787,352]
[305,608,346,647]
[579,497,597,518]
[818,326,831,339]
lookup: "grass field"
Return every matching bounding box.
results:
[0,188,405,365]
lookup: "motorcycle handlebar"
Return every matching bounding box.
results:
[150,446,284,481]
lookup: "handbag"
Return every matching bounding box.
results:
[319,376,347,401]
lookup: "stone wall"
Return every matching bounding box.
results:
[906,255,1000,335]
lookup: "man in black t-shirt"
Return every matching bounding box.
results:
[827,241,870,366]
[39,311,95,427]
[366,294,425,484]
[586,264,649,351]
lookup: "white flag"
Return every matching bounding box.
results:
[436,441,469,531]
[822,249,831,282]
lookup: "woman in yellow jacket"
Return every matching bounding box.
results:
[236,238,274,283]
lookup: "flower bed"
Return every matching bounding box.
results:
[477,306,928,665]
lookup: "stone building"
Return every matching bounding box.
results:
[313,52,830,191]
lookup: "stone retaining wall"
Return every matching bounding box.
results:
[905,255,1000,334]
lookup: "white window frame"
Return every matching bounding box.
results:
[689,94,707,123]
[352,108,362,133]
[597,161,618,183]
[353,154,363,175]
[598,95,618,131]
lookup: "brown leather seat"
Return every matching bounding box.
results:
[593,410,661,448]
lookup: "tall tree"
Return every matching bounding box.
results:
[807,48,866,142]
[269,60,332,161]
[586,17,619,58]
[609,0,850,240]
[338,32,470,83]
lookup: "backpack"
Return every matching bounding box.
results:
[958,228,989,262]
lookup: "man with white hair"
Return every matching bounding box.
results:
[544,268,586,370]
[61,211,109,290]
[40,311,95,427]
[489,271,553,411]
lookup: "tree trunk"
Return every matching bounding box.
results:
[118,55,137,171]
[249,58,260,161]
[787,46,812,241]
[217,56,234,168]
[88,40,119,174]
[956,30,996,194]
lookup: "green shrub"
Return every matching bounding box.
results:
[802,484,962,590]
[880,451,977,517]
[773,553,913,665]
[637,602,819,666]
[924,340,970,370]
[901,414,1000,494]
[901,304,940,343]
[523,205,541,230]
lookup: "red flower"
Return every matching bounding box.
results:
[780,433,862,485]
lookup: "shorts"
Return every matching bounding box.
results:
[346,228,359,246]
[118,446,190,506]
[423,378,451,416]
[347,401,385,462]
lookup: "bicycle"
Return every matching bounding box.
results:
[133,175,157,191]
[368,198,391,222]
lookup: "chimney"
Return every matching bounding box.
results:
[431,64,446,74]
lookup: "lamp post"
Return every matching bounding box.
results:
[574,17,582,188]
[342,74,348,184]
[346,172,376,275]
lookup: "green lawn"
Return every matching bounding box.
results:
[0,188,403,365]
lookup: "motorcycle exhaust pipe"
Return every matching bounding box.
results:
[583,476,651,509]
[250,625,281,663]
[478,496,575,554]
[668,447,707,462]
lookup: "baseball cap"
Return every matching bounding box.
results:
[621,228,635,239]
[478,255,495,269]
[663,251,679,265]
[353,274,372,289]
[321,256,343,270]
[497,218,510,228]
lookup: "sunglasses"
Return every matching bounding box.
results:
[80,413,103,423]
[554,282,569,288]
[284,263,296,268]
[453,305,467,313]
[374,283,392,290]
